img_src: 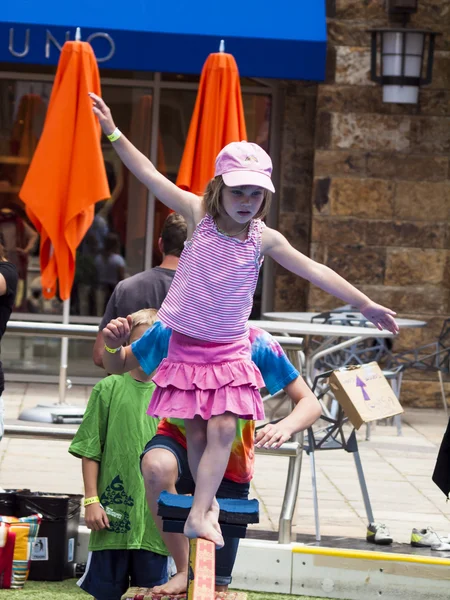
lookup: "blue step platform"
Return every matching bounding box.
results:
[157,491,259,538]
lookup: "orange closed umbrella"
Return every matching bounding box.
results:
[176,50,247,196]
[20,40,109,301]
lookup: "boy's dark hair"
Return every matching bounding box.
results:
[160,213,187,258]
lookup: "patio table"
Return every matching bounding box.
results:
[249,319,394,385]
[263,312,427,329]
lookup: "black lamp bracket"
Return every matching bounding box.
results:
[386,0,418,25]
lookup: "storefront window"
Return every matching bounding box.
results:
[0,79,50,312]
[0,79,153,318]
[158,88,272,318]
[243,94,271,151]
[153,89,196,265]
[243,93,272,317]
[73,85,153,318]
[161,73,200,83]
[0,69,274,381]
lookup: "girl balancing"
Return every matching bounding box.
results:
[91,93,399,549]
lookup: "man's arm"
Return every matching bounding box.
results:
[0,263,17,297]
[0,273,9,296]
[255,376,321,449]
[81,457,110,531]
[21,221,38,254]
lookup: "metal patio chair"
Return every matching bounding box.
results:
[388,318,450,417]
[257,336,306,543]
[303,371,375,541]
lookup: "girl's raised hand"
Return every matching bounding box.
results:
[360,301,399,335]
[102,316,132,349]
[88,92,116,136]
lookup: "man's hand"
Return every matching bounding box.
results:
[85,503,110,531]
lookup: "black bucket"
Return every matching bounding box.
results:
[0,489,31,517]
[17,492,83,581]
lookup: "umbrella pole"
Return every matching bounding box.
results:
[18,297,85,422]
[58,298,70,404]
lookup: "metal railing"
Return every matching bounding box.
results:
[6,320,98,339]
[3,320,305,544]
[5,424,78,440]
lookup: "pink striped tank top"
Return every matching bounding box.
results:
[157,214,265,343]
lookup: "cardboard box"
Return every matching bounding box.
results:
[328,362,403,430]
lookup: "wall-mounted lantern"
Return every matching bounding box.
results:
[369,1,438,104]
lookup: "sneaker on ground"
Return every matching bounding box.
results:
[411,527,442,547]
[431,541,450,551]
[366,522,393,545]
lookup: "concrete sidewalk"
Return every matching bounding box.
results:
[1,382,448,546]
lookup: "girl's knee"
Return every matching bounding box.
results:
[142,448,178,487]
[185,417,208,447]
[208,413,237,445]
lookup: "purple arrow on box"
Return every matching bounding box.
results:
[356,375,370,401]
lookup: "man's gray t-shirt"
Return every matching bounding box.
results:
[99,267,176,329]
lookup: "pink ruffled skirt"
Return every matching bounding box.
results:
[147,331,265,420]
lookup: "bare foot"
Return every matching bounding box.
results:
[184,512,224,548]
[208,498,222,535]
[152,571,188,595]
[210,496,220,518]
[210,518,222,535]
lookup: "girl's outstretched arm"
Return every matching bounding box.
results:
[262,228,399,334]
[89,93,201,223]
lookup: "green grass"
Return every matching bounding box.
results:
[0,580,328,600]
[245,593,326,600]
[0,579,84,599]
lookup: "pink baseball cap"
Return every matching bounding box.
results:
[214,141,275,193]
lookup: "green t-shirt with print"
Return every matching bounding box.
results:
[69,373,167,555]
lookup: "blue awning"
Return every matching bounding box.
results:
[1,0,327,80]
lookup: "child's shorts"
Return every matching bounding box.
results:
[141,433,250,587]
[77,548,168,600]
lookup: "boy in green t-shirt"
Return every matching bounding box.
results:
[69,309,168,600]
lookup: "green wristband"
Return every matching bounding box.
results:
[107,128,122,142]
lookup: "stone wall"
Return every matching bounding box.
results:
[278,0,450,407]
[274,82,318,310]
